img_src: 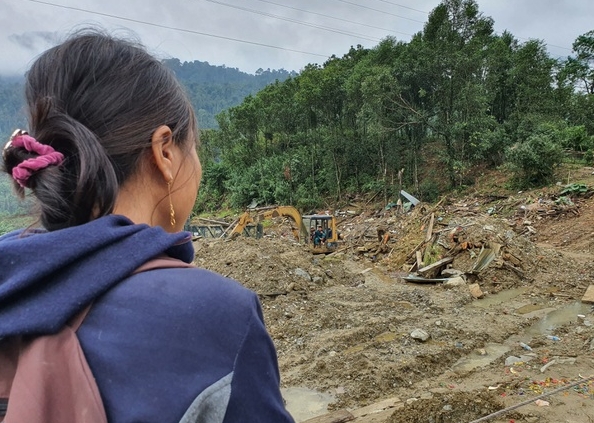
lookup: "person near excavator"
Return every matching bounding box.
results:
[313,225,326,246]
[0,30,294,423]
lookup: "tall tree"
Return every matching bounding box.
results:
[421,0,495,184]
[565,30,594,95]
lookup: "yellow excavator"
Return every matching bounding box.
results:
[229,206,339,254]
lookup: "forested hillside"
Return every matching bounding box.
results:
[195,0,594,212]
[0,59,294,139]
[164,59,295,128]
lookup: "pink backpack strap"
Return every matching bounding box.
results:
[0,323,108,423]
[0,256,194,423]
[134,255,195,273]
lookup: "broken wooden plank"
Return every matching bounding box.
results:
[327,245,354,256]
[415,251,424,269]
[351,409,397,423]
[351,396,402,419]
[219,218,239,238]
[502,261,526,279]
[302,409,355,423]
[582,285,594,304]
[425,213,435,242]
[197,217,229,226]
[417,257,454,278]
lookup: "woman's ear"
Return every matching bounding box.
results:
[150,125,175,182]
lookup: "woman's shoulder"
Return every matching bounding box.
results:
[84,266,261,356]
[116,266,257,311]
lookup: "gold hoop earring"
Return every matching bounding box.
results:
[168,180,176,227]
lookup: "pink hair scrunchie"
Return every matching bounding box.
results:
[7,131,65,188]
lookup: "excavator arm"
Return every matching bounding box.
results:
[230,206,308,241]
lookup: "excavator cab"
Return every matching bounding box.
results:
[302,215,338,254]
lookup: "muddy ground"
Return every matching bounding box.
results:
[193,166,594,423]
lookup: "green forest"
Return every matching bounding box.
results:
[195,0,594,213]
[1,0,594,229]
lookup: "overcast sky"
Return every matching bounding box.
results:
[1,0,593,76]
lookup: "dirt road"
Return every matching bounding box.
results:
[194,166,594,422]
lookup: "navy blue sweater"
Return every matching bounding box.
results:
[0,215,294,422]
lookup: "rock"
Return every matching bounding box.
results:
[469,283,484,299]
[411,329,430,342]
[505,356,522,366]
[581,285,594,303]
[294,268,311,281]
[406,398,418,405]
[443,276,466,288]
[312,276,324,285]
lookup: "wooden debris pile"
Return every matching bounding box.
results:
[332,194,551,290]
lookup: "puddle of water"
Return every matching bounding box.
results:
[394,301,415,310]
[345,332,400,354]
[281,387,335,422]
[345,343,367,354]
[516,304,548,314]
[373,331,398,343]
[470,287,527,308]
[453,302,592,377]
[452,343,511,374]
[525,301,591,336]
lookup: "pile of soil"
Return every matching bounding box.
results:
[193,166,594,422]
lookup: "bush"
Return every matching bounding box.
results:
[474,126,511,167]
[194,162,231,212]
[584,149,594,165]
[506,132,563,188]
[559,125,593,152]
[417,179,440,203]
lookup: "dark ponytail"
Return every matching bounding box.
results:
[2,29,196,231]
